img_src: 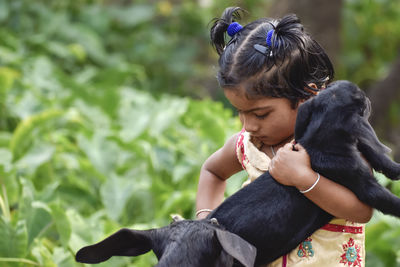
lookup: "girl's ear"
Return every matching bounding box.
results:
[308,82,327,90]
[307,83,318,89]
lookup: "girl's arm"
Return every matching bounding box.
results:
[269,142,373,223]
[196,133,243,219]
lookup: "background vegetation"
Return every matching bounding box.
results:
[0,0,399,266]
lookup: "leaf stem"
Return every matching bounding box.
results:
[0,184,10,221]
[0,257,39,265]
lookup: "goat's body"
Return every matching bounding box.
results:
[209,173,332,265]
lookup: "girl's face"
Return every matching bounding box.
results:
[224,87,299,147]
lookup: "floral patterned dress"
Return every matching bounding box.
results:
[236,129,365,267]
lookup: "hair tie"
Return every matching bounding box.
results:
[227,22,243,37]
[266,29,274,47]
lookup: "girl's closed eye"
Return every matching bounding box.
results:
[254,112,270,119]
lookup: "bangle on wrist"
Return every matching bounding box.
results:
[196,209,213,217]
[299,172,320,194]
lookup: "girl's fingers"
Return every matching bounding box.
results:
[293,142,304,152]
[280,143,292,151]
[268,158,274,170]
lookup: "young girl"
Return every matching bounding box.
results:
[196,7,373,267]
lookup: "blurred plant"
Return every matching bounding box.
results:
[0,1,244,265]
[339,0,400,88]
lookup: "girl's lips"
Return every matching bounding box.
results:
[251,136,270,145]
[252,136,268,141]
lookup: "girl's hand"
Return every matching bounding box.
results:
[269,141,373,223]
[268,142,316,188]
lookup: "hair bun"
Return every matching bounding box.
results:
[210,7,245,55]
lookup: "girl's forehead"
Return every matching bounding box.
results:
[224,87,287,112]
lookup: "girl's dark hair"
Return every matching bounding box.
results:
[210,7,334,107]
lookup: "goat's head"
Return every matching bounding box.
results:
[315,80,370,118]
[75,217,256,267]
[295,80,371,142]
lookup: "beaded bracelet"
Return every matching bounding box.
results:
[195,209,213,217]
[299,173,321,194]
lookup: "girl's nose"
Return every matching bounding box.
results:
[241,114,259,133]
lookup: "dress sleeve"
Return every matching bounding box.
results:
[235,128,247,170]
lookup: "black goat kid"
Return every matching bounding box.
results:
[76,80,400,266]
[76,216,257,267]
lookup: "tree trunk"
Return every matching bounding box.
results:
[268,0,343,69]
[367,51,400,161]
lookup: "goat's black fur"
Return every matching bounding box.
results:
[76,218,256,267]
[76,80,400,266]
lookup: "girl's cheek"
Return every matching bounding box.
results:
[239,113,244,124]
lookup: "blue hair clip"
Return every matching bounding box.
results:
[227,22,243,37]
[254,44,268,55]
[254,29,275,56]
[266,29,274,47]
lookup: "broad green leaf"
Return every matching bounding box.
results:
[67,43,86,62]
[27,57,62,97]
[0,0,9,22]
[49,203,71,248]
[58,23,107,64]
[45,41,71,60]
[0,148,12,173]
[118,88,154,141]
[15,143,55,174]
[159,190,195,219]
[100,174,135,221]
[0,132,11,147]
[0,217,28,260]
[67,209,106,252]
[10,110,63,161]
[7,90,42,120]
[0,67,19,95]
[73,100,110,132]
[149,97,188,136]
[30,239,56,267]
[77,132,120,176]
[0,46,20,65]
[18,179,52,248]
[52,247,75,267]
[109,5,155,27]
[171,163,194,183]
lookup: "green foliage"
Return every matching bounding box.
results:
[366,213,400,267]
[340,0,400,88]
[1,85,240,265]
[340,2,400,265]
[0,1,242,265]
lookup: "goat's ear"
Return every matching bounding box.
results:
[294,98,313,141]
[75,228,152,264]
[215,229,257,267]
